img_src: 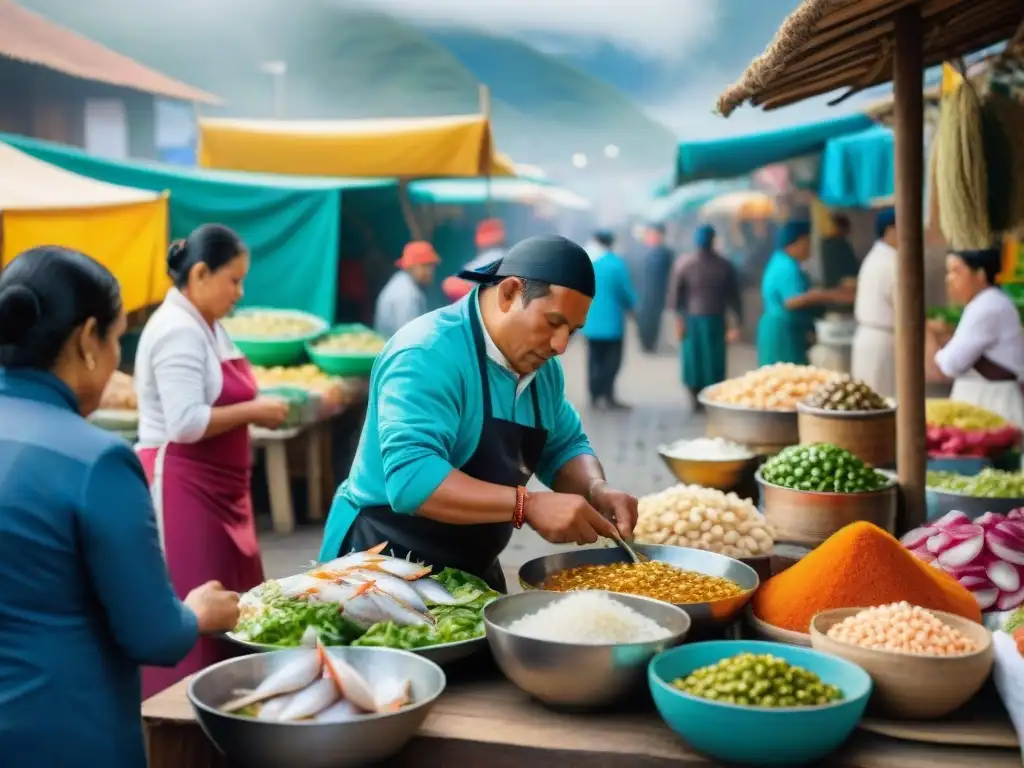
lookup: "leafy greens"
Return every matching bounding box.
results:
[233,567,500,650]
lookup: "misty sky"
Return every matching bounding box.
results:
[367,0,879,138]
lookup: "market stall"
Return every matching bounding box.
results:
[197,114,516,179]
[714,0,1024,531]
[0,131,408,323]
[0,142,169,313]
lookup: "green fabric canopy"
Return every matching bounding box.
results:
[1,133,400,321]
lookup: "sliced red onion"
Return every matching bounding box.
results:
[971,588,999,611]
[987,560,1021,592]
[1008,508,1024,521]
[911,549,937,564]
[995,521,1024,547]
[900,526,935,550]
[975,511,1006,529]
[958,575,990,589]
[933,510,970,529]
[937,535,985,568]
[996,585,1024,612]
[986,531,1024,566]
[946,563,987,579]
[944,523,985,540]
[927,532,953,554]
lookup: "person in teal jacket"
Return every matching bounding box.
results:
[582,230,637,410]
[319,235,639,591]
[757,220,844,366]
[0,246,239,768]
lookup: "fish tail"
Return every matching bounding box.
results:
[366,541,389,555]
[219,691,262,713]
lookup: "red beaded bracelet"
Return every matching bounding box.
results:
[513,485,527,529]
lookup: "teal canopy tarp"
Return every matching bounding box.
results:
[407,178,588,209]
[0,133,397,321]
[675,113,874,186]
[645,178,752,224]
[819,125,894,208]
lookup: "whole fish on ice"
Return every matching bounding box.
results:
[220,650,322,712]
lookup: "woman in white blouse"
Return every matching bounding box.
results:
[134,224,288,697]
[926,247,1024,426]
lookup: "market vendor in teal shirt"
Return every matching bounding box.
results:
[757,220,847,366]
[319,235,638,591]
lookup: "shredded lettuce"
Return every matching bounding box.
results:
[235,567,500,650]
[234,582,364,647]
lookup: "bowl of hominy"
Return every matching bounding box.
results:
[810,604,994,719]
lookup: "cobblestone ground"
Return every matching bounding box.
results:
[258,323,757,581]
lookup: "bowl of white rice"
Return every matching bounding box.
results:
[483,590,691,708]
[658,437,761,491]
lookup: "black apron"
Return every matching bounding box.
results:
[339,305,549,592]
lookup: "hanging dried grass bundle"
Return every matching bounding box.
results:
[983,92,1024,235]
[935,81,990,249]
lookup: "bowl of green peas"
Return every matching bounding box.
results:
[755,444,898,546]
[648,640,872,766]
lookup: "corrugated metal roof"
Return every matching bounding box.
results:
[0,1,220,105]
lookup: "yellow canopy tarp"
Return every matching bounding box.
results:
[198,114,517,178]
[0,142,169,313]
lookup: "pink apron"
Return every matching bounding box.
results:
[137,357,265,699]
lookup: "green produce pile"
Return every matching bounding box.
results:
[760,444,887,493]
[804,376,888,412]
[672,653,845,708]
[928,301,1024,327]
[926,469,1024,498]
[234,568,499,649]
[1007,607,1024,634]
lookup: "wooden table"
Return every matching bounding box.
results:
[142,662,1021,768]
[250,420,335,535]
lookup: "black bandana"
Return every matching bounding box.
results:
[457,234,596,298]
[955,247,1002,284]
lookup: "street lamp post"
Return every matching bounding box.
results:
[259,61,288,119]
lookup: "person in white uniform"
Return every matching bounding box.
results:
[851,208,897,398]
[926,247,1024,426]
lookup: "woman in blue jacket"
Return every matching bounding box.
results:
[0,246,240,767]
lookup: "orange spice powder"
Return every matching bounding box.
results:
[752,521,983,632]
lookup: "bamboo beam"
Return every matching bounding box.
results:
[892,5,927,532]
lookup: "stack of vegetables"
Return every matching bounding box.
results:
[902,509,1024,613]
[925,400,1021,459]
[759,444,887,494]
[927,469,1024,498]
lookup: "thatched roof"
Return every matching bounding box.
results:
[717,0,1024,116]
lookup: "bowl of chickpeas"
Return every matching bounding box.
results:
[810,604,994,719]
[699,365,841,453]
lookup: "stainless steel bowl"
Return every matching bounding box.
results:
[926,487,1024,521]
[484,590,690,708]
[697,389,799,454]
[219,632,485,667]
[188,647,445,768]
[516,544,759,634]
[657,448,761,491]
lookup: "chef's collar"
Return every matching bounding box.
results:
[474,293,537,396]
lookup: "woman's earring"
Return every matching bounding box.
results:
[85,355,96,371]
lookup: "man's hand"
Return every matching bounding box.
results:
[676,316,686,340]
[588,481,638,540]
[522,491,619,545]
[726,328,741,344]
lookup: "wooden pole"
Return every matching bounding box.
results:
[479,84,494,216]
[892,7,927,532]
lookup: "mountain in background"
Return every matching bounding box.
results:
[20,0,677,171]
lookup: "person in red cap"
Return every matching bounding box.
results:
[441,218,507,302]
[374,241,441,338]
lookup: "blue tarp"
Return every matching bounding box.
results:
[674,113,874,186]
[818,125,895,208]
